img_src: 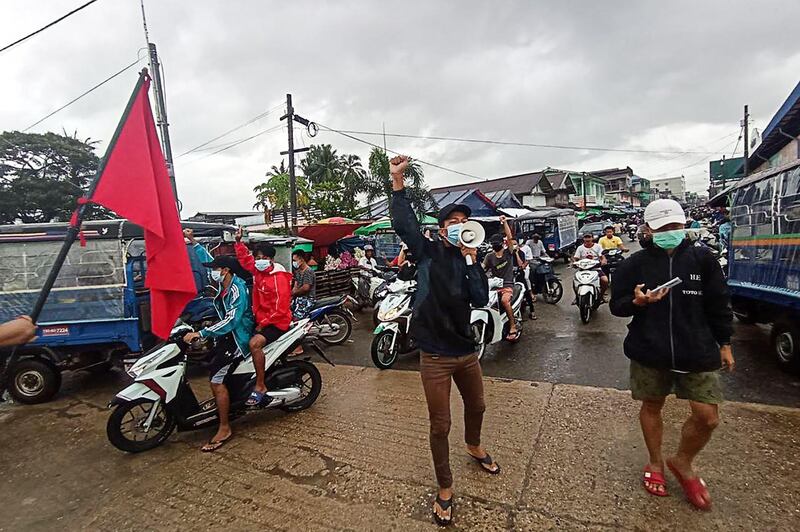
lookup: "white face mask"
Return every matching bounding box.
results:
[292,260,299,269]
[254,259,271,271]
[210,269,224,282]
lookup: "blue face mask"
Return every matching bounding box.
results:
[254,259,271,271]
[652,229,686,250]
[445,223,463,245]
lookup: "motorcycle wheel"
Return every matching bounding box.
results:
[279,360,323,412]
[471,322,487,360]
[579,304,592,324]
[543,280,564,304]
[106,399,176,453]
[371,331,399,370]
[318,310,352,346]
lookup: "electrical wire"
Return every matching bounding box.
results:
[180,124,285,166]
[177,101,284,157]
[0,0,101,54]
[334,129,724,156]
[316,123,485,182]
[649,137,739,179]
[22,55,145,132]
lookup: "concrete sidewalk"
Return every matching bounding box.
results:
[1,365,798,531]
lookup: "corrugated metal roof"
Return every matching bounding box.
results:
[431,172,544,195]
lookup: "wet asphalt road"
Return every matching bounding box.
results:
[328,240,800,408]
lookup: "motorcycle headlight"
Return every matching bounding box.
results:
[379,307,400,321]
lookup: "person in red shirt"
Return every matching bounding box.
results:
[234,229,293,407]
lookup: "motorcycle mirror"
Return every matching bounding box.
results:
[459,221,485,248]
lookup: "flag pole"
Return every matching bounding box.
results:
[30,69,150,323]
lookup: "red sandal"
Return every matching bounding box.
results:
[667,460,712,511]
[642,465,669,497]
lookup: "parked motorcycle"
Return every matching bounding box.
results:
[573,258,602,324]
[371,279,417,369]
[306,295,357,346]
[352,269,394,311]
[106,319,332,453]
[532,256,563,304]
[471,278,526,359]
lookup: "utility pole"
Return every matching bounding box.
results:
[581,173,588,212]
[139,2,178,205]
[280,94,311,234]
[743,104,750,177]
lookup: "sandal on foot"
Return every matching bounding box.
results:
[667,460,711,510]
[245,390,267,407]
[201,434,232,452]
[642,465,669,497]
[432,495,454,526]
[469,451,501,474]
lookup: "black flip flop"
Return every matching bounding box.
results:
[433,495,454,527]
[469,452,501,475]
[201,434,232,452]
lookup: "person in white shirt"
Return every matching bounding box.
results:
[524,234,548,298]
[572,233,609,299]
[525,234,547,259]
[359,245,380,272]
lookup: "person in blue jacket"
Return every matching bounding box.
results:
[183,253,255,452]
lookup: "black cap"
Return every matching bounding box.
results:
[437,203,471,226]
[202,255,240,270]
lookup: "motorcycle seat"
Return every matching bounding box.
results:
[309,296,343,311]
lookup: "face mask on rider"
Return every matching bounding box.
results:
[254,259,271,271]
[652,229,686,250]
[210,269,225,282]
[445,223,463,246]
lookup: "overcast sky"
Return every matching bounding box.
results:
[3,0,800,216]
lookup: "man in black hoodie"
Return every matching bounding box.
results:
[390,155,495,527]
[610,199,734,511]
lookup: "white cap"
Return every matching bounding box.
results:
[644,199,686,230]
[364,244,374,251]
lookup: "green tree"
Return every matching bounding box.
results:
[299,144,366,217]
[0,131,100,224]
[364,147,435,216]
[253,160,309,231]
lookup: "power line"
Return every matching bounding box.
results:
[334,129,725,156]
[181,124,285,166]
[649,137,739,179]
[0,0,101,54]
[317,123,485,182]
[23,56,144,132]
[177,101,284,157]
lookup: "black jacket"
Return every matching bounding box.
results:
[391,189,489,355]
[609,240,732,372]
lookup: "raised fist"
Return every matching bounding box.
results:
[389,155,410,176]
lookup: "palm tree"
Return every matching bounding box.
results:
[253,161,309,231]
[364,147,435,216]
[339,153,367,214]
[300,144,341,185]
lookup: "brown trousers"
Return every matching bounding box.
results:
[419,352,486,489]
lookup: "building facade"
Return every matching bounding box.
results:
[590,167,634,206]
[569,173,607,208]
[630,175,652,206]
[650,176,686,201]
[749,79,800,174]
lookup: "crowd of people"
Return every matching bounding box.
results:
[0,170,737,525]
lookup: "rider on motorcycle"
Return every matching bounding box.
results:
[234,229,293,409]
[183,254,255,452]
[572,233,609,300]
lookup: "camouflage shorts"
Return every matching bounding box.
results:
[629,360,723,404]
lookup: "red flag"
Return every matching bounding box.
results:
[89,74,195,339]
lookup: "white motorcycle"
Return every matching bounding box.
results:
[106,320,333,453]
[352,268,393,311]
[371,279,416,369]
[573,258,602,324]
[470,277,525,359]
